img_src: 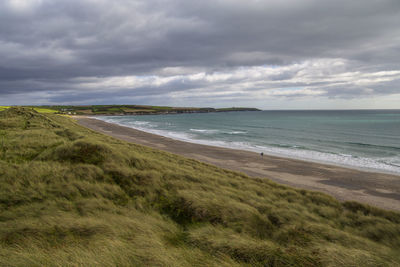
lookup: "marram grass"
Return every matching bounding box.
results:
[0,107,400,266]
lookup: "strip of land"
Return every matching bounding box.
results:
[76,116,400,212]
[13,105,260,115]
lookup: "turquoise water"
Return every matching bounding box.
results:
[97,110,400,174]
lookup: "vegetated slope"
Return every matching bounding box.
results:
[0,108,399,266]
[24,105,260,115]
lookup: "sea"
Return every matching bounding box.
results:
[96,110,400,175]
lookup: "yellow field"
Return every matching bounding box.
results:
[32,107,58,113]
[0,106,57,113]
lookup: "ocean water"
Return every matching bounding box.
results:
[96,110,400,174]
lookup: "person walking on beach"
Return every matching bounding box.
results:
[260,152,263,157]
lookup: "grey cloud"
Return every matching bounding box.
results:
[0,0,400,105]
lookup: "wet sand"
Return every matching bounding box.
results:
[75,116,400,212]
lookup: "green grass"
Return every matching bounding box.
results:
[32,107,58,114]
[1,106,58,113]
[1,107,400,266]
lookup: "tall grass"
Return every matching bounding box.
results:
[1,107,400,266]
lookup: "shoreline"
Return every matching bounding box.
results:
[74,116,400,212]
[91,115,400,176]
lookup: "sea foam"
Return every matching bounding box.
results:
[94,111,400,175]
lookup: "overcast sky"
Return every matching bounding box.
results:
[1,0,400,109]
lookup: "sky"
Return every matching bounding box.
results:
[0,0,400,109]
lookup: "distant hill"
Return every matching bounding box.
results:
[17,105,261,115]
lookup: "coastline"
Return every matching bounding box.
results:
[91,115,400,176]
[74,116,400,212]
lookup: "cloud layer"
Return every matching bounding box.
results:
[1,0,400,108]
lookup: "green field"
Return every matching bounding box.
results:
[13,105,260,115]
[1,107,400,266]
[0,105,260,115]
[0,106,59,113]
[32,107,58,113]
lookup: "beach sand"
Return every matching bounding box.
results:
[75,117,400,212]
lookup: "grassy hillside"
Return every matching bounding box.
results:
[1,107,400,266]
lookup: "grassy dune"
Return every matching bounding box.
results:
[1,107,400,266]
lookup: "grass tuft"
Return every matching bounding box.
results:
[44,140,113,165]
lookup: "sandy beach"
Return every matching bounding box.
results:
[75,116,400,212]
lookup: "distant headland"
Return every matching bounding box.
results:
[3,105,261,115]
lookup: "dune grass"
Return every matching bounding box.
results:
[0,106,9,111]
[1,107,400,266]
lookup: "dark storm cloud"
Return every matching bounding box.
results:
[0,0,400,105]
